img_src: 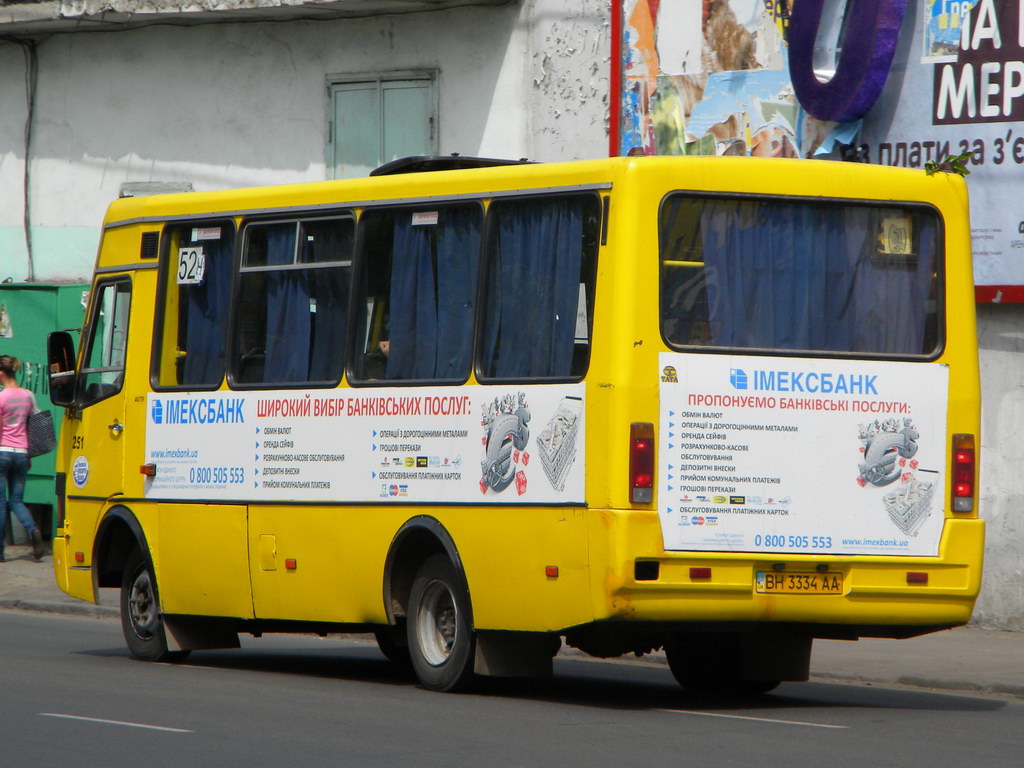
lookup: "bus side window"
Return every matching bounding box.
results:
[153,222,234,389]
[79,279,131,408]
[478,194,600,381]
[233,217,352,386]
[659,200,711,346]
[351,204,482,383]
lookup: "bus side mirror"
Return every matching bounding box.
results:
[47,331,78,408]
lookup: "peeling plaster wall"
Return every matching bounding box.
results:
[2,2,611,283]
[974,305,1024,630]
[526,0,608,161]
[1,42,31,282]
[1,3,562,282]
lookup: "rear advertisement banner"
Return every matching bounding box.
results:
[658,353,949,556]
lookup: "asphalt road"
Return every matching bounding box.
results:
[4,611,1022,767]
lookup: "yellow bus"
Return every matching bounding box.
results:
[47,155,982,694]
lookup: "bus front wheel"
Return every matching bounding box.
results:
[120,549,189,663]
[407,554,475,692]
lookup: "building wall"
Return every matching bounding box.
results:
[3,0,1020,628]
[975,305,1024,630]
[0,0,610,283]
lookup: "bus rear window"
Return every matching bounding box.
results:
[659,195,941,356]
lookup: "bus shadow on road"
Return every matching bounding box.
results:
[523,656,1010,715]
[79,640,1010,715]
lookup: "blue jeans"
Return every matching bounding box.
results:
[0,451,37,557]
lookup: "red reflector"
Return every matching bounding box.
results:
[545,566,559,578]
[906,572,928,584]
[689,567,712,580]
[629,422,655,503]
[74,551,85,563]
[139,463,157,477]
[284,559,297,570]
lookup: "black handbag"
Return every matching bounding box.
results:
[26,409,56,458]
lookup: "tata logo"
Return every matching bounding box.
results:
[151,399,163,424]
[661,365,679,383]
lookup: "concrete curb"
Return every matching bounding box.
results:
[811,671,1024,698]
[0,599,119,619]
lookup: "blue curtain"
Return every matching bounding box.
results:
[262,226,311,382]
[481,198,583,378]
[694,199,936,354]
[304,224,351,382]
[386,207,480,380]
[387,219,437,379]
[434,207,480,378]
[182,231,232,386]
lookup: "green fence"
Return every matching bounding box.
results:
[0,283,88,543]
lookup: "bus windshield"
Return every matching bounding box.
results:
[659,195,941,357]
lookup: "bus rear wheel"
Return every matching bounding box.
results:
[406,554,475,692]
[664,634,782,697]
[120,548,189,663]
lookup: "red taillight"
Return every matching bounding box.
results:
[630,422,655,503]
[951,433,975,513]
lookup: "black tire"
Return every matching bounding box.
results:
[120,548,189,663]
[406,554,475,692]
[665,637,779,697]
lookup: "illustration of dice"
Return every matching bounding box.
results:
[515,470,527,495]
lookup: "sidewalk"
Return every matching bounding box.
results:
[2,544,1021,697]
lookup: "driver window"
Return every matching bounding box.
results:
[79,279,131,408]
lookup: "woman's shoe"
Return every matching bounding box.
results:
[30,529,44,561]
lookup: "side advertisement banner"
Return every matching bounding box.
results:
[658,353,949,557]
[145,384,585,505]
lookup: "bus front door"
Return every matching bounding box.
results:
[62,278,132,597]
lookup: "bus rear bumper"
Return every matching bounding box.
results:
[585,510,984,637]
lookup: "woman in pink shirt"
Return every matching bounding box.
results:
[0,355,44,563]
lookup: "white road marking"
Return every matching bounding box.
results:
[39,713,193,733]
[661,709,848,729]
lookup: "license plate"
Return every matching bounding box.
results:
[755,571,843,595]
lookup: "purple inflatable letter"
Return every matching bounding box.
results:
[788,0,909,123]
